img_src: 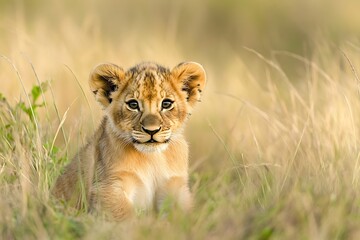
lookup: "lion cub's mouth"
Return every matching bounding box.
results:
[131,130,171,153]
[132,138,170,144]
[132,139,170,153]
[131,129,171,144]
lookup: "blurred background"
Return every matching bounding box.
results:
[3,1,360,238]
[1,0,360,169]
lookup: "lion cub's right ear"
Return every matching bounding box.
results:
[89,63,125,108]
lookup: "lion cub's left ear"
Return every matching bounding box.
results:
[171,62,206,109]
[89,63,125,108]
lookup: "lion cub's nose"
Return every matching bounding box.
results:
[142,126,161,136]
[140,114,162,136]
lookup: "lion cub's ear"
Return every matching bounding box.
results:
[171,62,206,109]
[89,63,125,108]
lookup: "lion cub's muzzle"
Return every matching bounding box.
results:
[132,126,171,144]
[131,114,171,147]
[141,126,167,144]
[132,126,171,153]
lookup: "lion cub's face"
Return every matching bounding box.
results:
[89,62,206,153]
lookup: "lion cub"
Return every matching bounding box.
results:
[53,62,206,220]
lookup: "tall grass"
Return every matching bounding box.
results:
[1,0,360,239]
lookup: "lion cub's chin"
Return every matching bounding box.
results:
[134,142,169,153]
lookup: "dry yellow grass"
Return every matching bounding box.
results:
[2,0,360,239]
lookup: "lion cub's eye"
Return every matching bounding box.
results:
[126,100,139,110]
[162,99,174,110]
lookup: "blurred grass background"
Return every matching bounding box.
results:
[2,0,360,157]
[2,0,360,239]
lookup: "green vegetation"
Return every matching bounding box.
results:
[1,0,360,239]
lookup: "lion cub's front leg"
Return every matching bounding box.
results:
[92,183,134,220]
[92,171,148,221]
[156,176,193,213]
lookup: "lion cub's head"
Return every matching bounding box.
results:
[89,62,206,153]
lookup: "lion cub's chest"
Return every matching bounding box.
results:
[108,146,188,210]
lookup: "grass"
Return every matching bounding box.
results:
[2,0,360,239]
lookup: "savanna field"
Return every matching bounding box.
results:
[2,0,360,239]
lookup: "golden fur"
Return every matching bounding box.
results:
[52,61,206,220]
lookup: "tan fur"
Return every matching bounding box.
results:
[52,62,206,220]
